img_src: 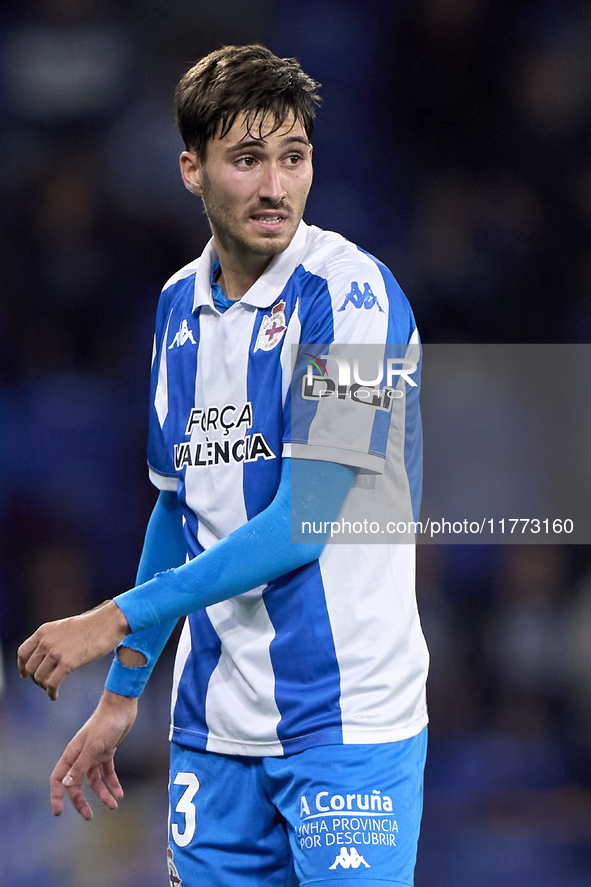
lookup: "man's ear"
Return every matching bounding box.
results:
[179,151,204,196]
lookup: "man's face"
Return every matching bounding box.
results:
[181,113,313,263]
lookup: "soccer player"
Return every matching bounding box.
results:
[18,44,429,887]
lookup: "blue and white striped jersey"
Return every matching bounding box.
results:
[148,221,429,756]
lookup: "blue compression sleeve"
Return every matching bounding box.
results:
[114,458,356,634]
[105,490,186,696]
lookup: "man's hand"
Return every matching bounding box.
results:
[17,600,130,700]
[51,689,138,820]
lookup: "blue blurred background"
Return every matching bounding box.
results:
[1,1,591,884]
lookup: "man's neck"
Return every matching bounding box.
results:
[214,243,274,301]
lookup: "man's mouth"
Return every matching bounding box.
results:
[249,211,290,232]
[251,211,288,222]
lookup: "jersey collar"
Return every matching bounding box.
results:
[192,221,309,313]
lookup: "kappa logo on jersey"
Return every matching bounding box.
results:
[254,300,287,351]
[167,847,182,886]
[337,282,384,313]
[329,848,371,870]
[169,319,197,349]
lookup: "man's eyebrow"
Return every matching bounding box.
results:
[228,135,310,152]
[278,135,310,147]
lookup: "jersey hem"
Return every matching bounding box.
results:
[339,711,428,746]
[300,880,412,886]
[299,880,412,886]
[148,466,177,491]
[170,712,428,758]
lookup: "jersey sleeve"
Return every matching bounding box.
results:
[147,285,181,491]
[284,248,420,475]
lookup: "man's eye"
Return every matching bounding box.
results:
[286,154,302,166]
[236,156,256,168]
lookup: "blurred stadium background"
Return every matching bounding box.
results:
[1,0,591,884]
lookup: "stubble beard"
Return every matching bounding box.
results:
[201,181,299,261]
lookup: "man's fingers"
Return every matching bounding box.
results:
[86,763,120,809]
[58,737,121,812]
[62,780,94,820]
[43,664,69,701]
[58,759,97,820]
[62,761,118,815]
[26,659,68,701]
[17,630,70,699]
[32,654,56,683]
[17,634,38,676]
[17,629,58,677]
[50,744,82,816]
[100,757,124,800]
[50,773,67,817]
[19,644,46,678]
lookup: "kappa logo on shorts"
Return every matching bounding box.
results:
[254,300,287,352]
[169,319,197,349]
[167,847,182,886]
[329,847,371,870]
[337,282,384,313]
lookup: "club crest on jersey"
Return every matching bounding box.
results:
[254,300,287,352]
[338,282,384,313]
[167,847,182,886]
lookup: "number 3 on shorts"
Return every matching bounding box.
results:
[171,772,200,847]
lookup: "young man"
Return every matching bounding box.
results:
[18,45,429,887]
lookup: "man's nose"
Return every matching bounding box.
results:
[259,162,286,203]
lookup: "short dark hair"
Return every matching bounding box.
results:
[175,44,321,159]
